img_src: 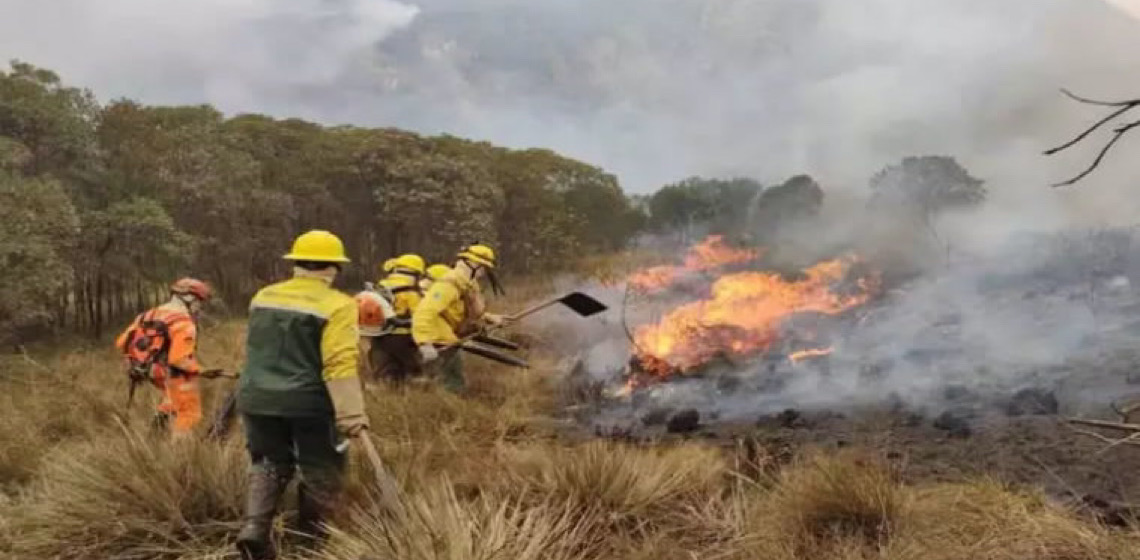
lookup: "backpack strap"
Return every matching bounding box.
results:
[128,309,194,379]
[390,285,422,296]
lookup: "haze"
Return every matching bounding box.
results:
[1,0,1138,219]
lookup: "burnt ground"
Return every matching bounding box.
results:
[563,405,1140,526]
[546,229,1140,524]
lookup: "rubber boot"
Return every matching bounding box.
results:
[236,467,288,560]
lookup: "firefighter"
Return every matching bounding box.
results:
[412,244,504,393]
[371,253,426,383]
[421,264,451,291]
[354,288,395,381]
[115,277,213,437]
[378,258,397,282]
[234,230,368,560]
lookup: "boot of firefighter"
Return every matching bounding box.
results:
[236,466,289,560]
[296,477,340,546]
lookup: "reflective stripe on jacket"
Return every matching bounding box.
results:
[237,273,359,417]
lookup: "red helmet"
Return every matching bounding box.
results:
[171,277,212,301]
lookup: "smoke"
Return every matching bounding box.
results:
[0,0,419,117]
[2,0,1139,208]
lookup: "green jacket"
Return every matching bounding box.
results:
[237,273,360,417]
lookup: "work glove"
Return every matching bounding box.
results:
[325,377,370,437]
[483,313,505,327]
[419,344,439,363]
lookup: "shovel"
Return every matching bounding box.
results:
[435,292,606,354]
[472,333,521,351]
[356,434,404,516]
[460,342,530,368]
[205,388,239,441]
[507,291,608,323]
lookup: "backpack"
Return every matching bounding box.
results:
[120,310,190,385]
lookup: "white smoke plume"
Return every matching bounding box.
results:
[2,0,1139,211]
[0,0,419,118]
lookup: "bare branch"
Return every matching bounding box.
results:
[1045,89,1140,187]
[1043,104,1136,156]
[1110,399,1140,423]
[1066,417,1140,432]
[1095,430,1140,456]
[1059,88,1140,108]
[1050,119,1140,188]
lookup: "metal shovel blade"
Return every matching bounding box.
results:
[559,291,608,317]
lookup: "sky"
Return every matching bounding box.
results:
[1,0,1139,221]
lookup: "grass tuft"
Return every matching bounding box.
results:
[4,423,246,560]
[766,451,901,552]
[321,481,599,560]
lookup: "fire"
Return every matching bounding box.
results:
[627,236,759,292]
[633,256,874,376]
[788,347,834,363]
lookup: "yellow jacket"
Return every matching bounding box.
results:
[412,270,484,345]
[379,272,422,335]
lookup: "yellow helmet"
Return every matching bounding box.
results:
[283,230,351,263]
[393,253,426,275]
[458,244,496,269]
[426,264,451,280]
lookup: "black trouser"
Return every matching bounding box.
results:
[371,333,422,383]
[242,413,345,493]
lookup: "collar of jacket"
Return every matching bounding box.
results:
[161,295,191,314]
[292,266,336,284]
[438,269,473,292]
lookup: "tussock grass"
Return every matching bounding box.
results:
[888,480,1139,560]
[768,451,901,547]
[4,424,247,559]
[501,441,725,522]
[321,481,599,560]
[4,313,1140,560]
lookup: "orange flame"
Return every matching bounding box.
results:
[628,236,759,292]
[788,347,834,363]
[634,256,874,376]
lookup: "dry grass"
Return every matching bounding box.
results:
[768,451,901,548]
[3,307,1140,559]
[321,482,600,560]
[500,441,726,522]
[888,480,1139,560]
[4,426,247,560]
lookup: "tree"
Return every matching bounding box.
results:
[0,62,650,341]
[0,61,99,179]
[868,155,986,263]
[750,174,824,240]
[0,171,80,344]
[869,156,985,216]
[647,177,762,238]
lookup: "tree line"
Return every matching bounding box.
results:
[0,61,648,343]
[0,61,986,345]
